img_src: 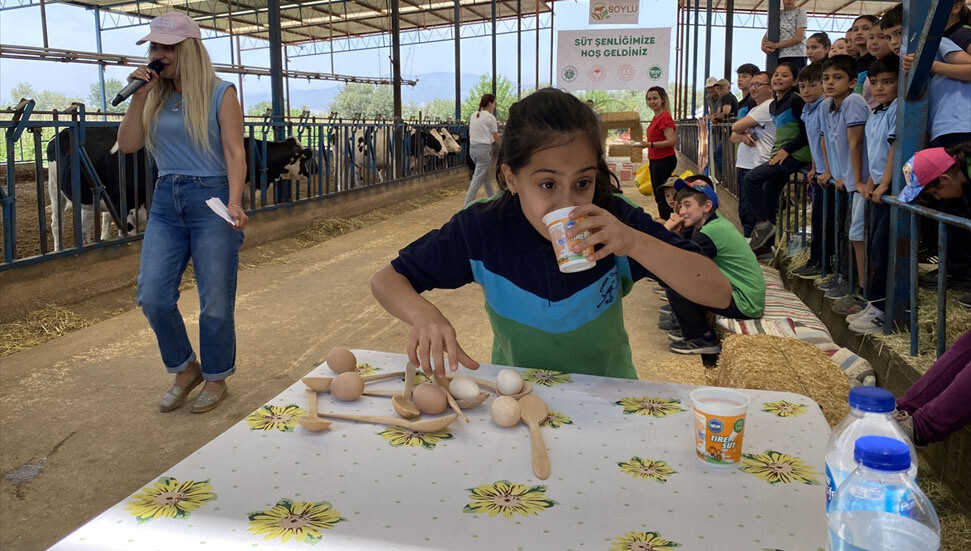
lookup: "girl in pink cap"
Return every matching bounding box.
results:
[118,12,247,413]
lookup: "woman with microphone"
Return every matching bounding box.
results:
[118,12,247,413]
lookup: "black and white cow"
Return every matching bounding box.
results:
[243,136,316,188]
[46,126,153,252]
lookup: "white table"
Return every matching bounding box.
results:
[51,350,831,550]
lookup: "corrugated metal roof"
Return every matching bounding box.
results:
[685,0,896,19]
[63,0,556,45]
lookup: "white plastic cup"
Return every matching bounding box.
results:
[542,206,595,273]
[689,387,752,467]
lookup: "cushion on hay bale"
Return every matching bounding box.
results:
[716,334,850,427]
[816,342,877,387]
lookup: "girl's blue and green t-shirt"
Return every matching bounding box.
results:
[391,194,703,379]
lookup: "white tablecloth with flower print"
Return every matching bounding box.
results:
[50,350,831,551]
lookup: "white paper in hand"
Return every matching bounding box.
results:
[205,197,236,226]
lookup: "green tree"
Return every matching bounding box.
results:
[88,79,127,112]
[420,98,457,121]
[460,75,515,122]
[8,82,82,111]
[245,100,308,118]
[328,82,417,119]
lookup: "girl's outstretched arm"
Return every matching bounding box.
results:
[371,265,480,376]
[566,204,733,309]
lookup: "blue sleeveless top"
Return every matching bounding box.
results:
[152,79,234,177]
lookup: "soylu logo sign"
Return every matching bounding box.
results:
[589,0,640,25]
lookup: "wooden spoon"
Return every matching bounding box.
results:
[448,374,534,399]
[315,411,458,432]
[392,362,420,419]
[519,395,551,480]
[455,391,490,409]
[298,389,332,432]
[302,370,404,392]
[435,374,470,423]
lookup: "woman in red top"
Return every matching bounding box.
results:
[635,86,678,219]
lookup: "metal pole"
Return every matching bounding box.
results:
[725,0,735,80]
[392,0,402,121]
[94,7,107,119]
[535,0,540,89]
[454,0,462,120]
[704,0,712,84]
[284,50,291,117]
[674,4,682,119]
[267,0,285,141]
[492,0,497,96]
[766,0,781,73]
[39,0,49,49]
[236,36,245,114]
[517,0,522,100]
[692,0,699,117]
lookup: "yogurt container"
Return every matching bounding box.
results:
[689,387,751,467]
[542,206,595,273]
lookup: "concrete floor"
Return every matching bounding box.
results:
[0,183,702,550]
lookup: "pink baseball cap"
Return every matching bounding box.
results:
[899,148,957,203]
[136,12,201,45]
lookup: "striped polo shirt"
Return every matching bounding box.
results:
[391,194,703,379]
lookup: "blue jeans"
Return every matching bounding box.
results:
[137,174,244,381]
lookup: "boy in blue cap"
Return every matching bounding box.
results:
[664,176,767,354]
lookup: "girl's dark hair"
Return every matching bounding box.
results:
[957,0,971,25]
[476,94,496,118]
[774,61,800,80]
[808,32,832,48]
[945,142,971,182]
[854,14,880,25]
[646,86,669,111]
[494,88,620,209]
[880,4,903,29]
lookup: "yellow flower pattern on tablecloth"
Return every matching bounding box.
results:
[618,457,677,483]
[247,498,346,544]
[463,480,558,518]
[610,530,681,550]
[404,371,430,385]
[125,477,215,523]
[378,427,453,449]
[741,450,821,485]
[354,363,379,376]
[246,404,306,432]
[523,369,573,386]
[761,400,808,418]
[540,410,573,428]
[616,396,684,417]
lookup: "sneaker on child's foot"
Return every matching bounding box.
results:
[833,295,866,316]
[845,302,876,323]
[849,307,885,334]
[668,328,684,341]
[793,263,822,279]
[659,304,673,314]
[658,293,669,302]
[892,409,926,449]
[959,293,971,309]
[670,334,722,355]
[658,315,679,331]
[652,286,666,295]
[824,281,853,299]
[748,221,777,251]
[817,277,841,290]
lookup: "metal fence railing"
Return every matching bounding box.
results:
[1,99,468,269]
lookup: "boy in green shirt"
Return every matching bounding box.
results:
[664,176,767,354]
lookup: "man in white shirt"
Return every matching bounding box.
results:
[729,71,775,237]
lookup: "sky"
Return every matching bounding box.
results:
[0,1,854,105]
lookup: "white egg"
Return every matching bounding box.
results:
[496,369,524,395]
[448,376,480,400]
[490,396,522,427]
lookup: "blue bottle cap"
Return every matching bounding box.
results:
[848,386,896,413]
[854,435,912,471]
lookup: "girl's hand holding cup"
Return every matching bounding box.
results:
[565,204,640,263]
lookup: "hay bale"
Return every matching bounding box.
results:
[607,144,633,158]
[716,334,851,426]
[637,356,706,386]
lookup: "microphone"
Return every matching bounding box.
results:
[112,60,165,106]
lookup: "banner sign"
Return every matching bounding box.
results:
[589,0,640,25]
[556,28,671,91]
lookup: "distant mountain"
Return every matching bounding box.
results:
[245,72,481,113]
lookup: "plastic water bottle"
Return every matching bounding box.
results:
[825,387,917,510]
[828,435,939,550]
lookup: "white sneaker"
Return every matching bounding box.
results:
[846,303,876,323]
[849,307,885,334]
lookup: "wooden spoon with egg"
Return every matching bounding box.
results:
[434,375,470,423]
[302,370,404,393]
[447,374,534,400]
[315,411,458,432]
[391,362,421,419]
